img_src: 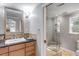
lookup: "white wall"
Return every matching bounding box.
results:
[24,18,30,33]
[0,6,4,35]
[29,4,44,56]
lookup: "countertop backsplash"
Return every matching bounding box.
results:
[0,34,5,40]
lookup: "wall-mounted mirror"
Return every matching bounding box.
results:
[6,16,16,32]
[5,7,23,33]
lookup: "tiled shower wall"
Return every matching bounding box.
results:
[59,15,79,51]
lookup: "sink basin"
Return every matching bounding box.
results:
[5,38,26,45]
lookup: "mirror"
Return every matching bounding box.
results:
[5,7,23,33]
[6,16,16,32]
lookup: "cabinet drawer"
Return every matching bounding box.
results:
[0,47,8,54]
[9,43,25,52]
[9,49,25,56]
[26,46,35,52]
[0,53,8,56]
[26,41,35,47]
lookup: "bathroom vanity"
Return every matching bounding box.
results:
[0,39,36,56]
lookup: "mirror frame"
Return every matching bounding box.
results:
[4,7,24,35]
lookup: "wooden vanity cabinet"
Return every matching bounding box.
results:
[0,40,36,56]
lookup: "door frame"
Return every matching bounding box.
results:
[43,5,47,56]
[42,3,53,56]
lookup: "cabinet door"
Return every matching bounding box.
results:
[0,47,8,55]
[26,41,36,47]
[9,49,25,56]
[26,50,36,56]
[26,41,36,56]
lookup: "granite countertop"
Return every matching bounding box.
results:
[0,38,35,48]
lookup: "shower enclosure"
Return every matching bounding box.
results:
[46,15,61,56]
[46,3,77,56]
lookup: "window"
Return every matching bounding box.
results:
[69,14,79,34]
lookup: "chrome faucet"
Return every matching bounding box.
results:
[13,34,16,39]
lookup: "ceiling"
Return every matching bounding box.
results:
[1,3,39,15]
